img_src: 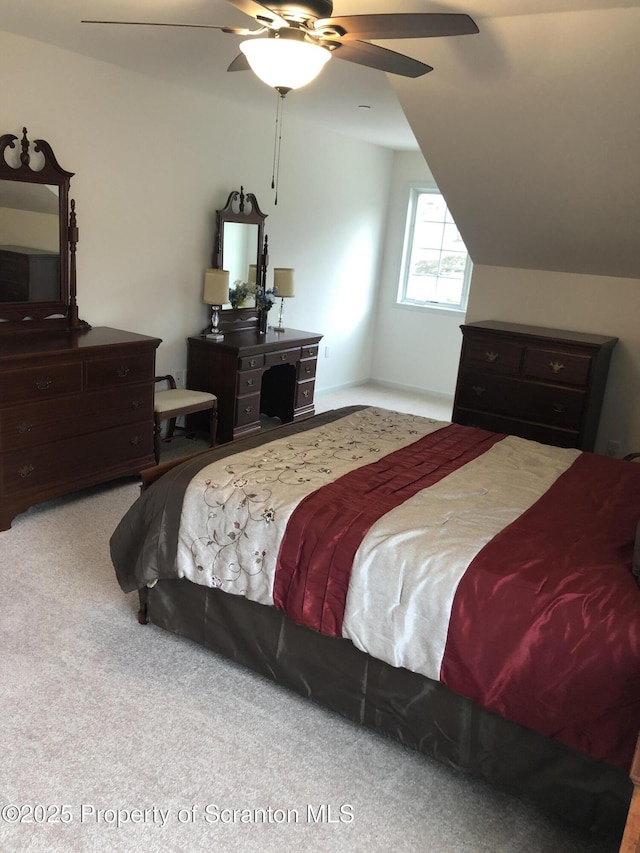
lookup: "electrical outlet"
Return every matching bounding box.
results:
[606,440,620,458]
[174,369,185,388]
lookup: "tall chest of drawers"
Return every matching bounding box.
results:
[452,321,617,451]
[0,326,161,530]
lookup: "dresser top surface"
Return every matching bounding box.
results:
[0,326,162,360]
[462,320,618,348]
[189,327,322,355]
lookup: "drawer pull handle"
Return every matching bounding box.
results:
[280,354,287,361]
[246,379,255,388]
[304,366,312,375]
[17,421,33,433]
[116,366,131,378]
[552,403,567,414]
[485,352,499,363]
[35,376,52,390]
[19,464,34,478]
[303,389,310,398]
[472,385,486,397]
[249,358,256,368]
[245,405,254,414]
[549,361,565,374]
[130,435,142,446]
[131,399,142,409]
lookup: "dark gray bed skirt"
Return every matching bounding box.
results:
[144,577,630,838]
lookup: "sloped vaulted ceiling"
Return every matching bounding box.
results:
[1,1,638,278]
[389,2,640,279]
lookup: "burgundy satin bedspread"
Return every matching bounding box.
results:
[442,450,640,770]
[274,424,504,635]
[275,429,640,770]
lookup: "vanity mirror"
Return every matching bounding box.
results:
[0,127,81,329]
[213,187,267,323]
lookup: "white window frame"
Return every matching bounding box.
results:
[397,186,472,314]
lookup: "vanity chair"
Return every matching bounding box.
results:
[153,375,217,463]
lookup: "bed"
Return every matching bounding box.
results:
[110,405,640,840]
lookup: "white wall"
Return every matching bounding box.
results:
[467,265,640,456]
[0,29,392,391]
[0,209,58,252]
[371,150,465,399]
[14,28,634,460]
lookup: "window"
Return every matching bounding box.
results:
[397,187,472,312]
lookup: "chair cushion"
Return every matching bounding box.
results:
[154,388,216,414]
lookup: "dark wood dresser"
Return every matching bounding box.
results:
[187,327,322,444]
[0,246,60,302]
[0,326,161,530]
[452,320,617,450]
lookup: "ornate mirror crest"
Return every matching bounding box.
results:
[0,127,82,329]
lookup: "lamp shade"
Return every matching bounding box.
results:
[273,268,295,298]
[240,34,331,92]
[203,268,230,305]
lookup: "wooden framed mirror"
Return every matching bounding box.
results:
[0,127,81,330]
[213,187,267,327]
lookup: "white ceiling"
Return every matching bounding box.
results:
[0,0,430,150]
[2,0,639,278]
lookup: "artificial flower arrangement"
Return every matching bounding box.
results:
[229,280,278,310]
[255,286,277,311]
[229,280,251,309]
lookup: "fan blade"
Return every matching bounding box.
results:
[315,13,478,41]
[81,20,256,34]
[227,53,251,72]
[225,0,289,29]
[332,41,432,78]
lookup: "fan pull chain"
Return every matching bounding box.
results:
[271,90,286,206]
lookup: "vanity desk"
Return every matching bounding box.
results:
[187,327,322,444]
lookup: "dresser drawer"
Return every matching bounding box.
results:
[295,379,315,409]
[463,339,523,375]
[301,344,319,360]
[85,353,154,389]
[453,408,580,448]
[2,422,154,497]
[235,393,261,427]
[265,347,299,368]
[297,358,317,381]
[523,347,592,386]
[0,361,82,404]
[0,384,153,451]
[239,353,264,371]
[0,254,28,284]
[456,372,586,429]
[236,367,262,395]
[0,280,28,300]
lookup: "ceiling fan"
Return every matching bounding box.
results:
[83,0,479,94]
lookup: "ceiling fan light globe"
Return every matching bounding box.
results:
[240,37,331,91]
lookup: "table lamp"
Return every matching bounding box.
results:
[203,268,230,341]
[273,268,295,332]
